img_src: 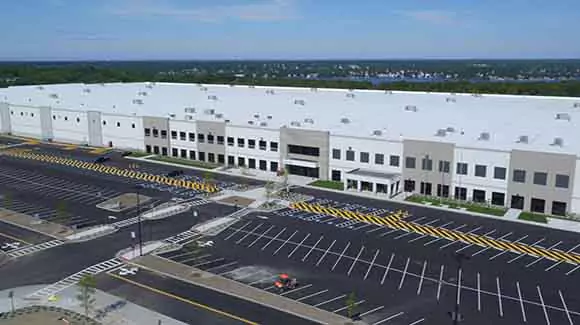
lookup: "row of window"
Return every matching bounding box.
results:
[50,114,137,129]
[332,148,401,167]
[11,110,35,117]
[167,146,280,172]
[227,137,278,152]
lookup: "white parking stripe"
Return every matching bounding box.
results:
[425,224,474,247]
[316,239,336,267]
[537,286,550,325]
[314,294,346,307]
[409,318,425,325]
[373,312,404,325]
[516,282,527,322]
[288,233,311,258]
[565,264,580,276]
[417,260,427,295]
[296,289,328,302]
[347,246,365,276]
[248,225,274,248]
[205,261,237,273]
[224,221,252,241]
[332,299,365,313]
[472,232,515,257]
[332,242,351,271]
[409,221,453,243]
[545,242,580,271]
[507,238,545,263]
[280,284,313,296]
[457,268,462,305]
[437,264,444,301]
[379,228,401,237]
[192,258,225,268]
[273,230,298,255]
[526,241,562,267]
[302,236,324,262]
[394,231,415,240]
[489,235,531,260]
[398,257,410,290]
[249,275,277,286]
[477,272,481,311]
[381,253,395,285]
[235,223,264,245]
[364,249,380,280]
[353,224,373,231]
[261,228,285,251]
[454,226,484,253]
[558,290,573,325]
[366,226,384,234]
[360,305,385,317]
[496,277,503,317]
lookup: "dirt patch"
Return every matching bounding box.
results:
[0,208,72,239]
[96,193,152,212]
[0,306,99,325]
[217,196,255,207]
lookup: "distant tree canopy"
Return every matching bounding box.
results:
[1,64,580,97]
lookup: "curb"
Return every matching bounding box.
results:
[66,226,118,243]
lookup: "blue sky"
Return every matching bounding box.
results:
[1,0,579,60]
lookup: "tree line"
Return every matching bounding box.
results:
[1,64,580,97]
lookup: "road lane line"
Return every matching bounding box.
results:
[360,305,385,317]
[537,286,550,325]
[248,225,274,248]
[296,289,329,302]
[417,260,427,295]
[477,272,481,311]
[381,253,395,285]
[457,268,462,306]
[288,233,311,258]
[516,281,527,322]
[314,294,346,307]
[364,249,380,280]
[316,239,336,267]
[261,228,285,251]
[558,290,573,325]
[235,223,264,245]
[497,277,504,317]
[224,221,251,240]
[273,230,298,255]
[332,242,351,271]
[107,273,259,325]
[373,312,404,325]
[398,257,410,290]
[437,265,444,301]
[347,246,365,276]
[302,236,324,262]
[332,299,365,313]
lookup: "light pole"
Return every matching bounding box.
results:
[450,252,469,324]
[135,185,143,256]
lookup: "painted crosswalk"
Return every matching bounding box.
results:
[26,258,125,300]
[165,230,203,245]
[8,239,65,258]
[290,201,580,265]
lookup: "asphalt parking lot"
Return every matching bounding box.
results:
[97,267,317,325]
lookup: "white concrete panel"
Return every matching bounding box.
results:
[100,113,145,150]
[8,105,42,138]
[51,109,89,143]
[169,120,197,151]
[225,125,280,161]
[572,159,580,213]
[328,135,403,178]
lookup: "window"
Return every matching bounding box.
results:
[475,165,487,177]
[248,139,256,149]
[31,113,34,117]
[555,174,569,188]
[189,150,196,160]
[180,149,187,158]
[52,115,56,120]
[346,150,355,161]
[160,130,167,139]
[288,144,319,156]
[438,160,450,173]
[405,157,416,169]
[473,189,486,203]
[404,180,416,192]
[421,157,433,171]
[270,142,278,152]
[248,158,256,169]
[198,133,205,143]
[188,132,195,142]
[513,169,526,183]
[179,132,186,141]
[331,170,341,181]
[530,198,546,213]
[228,156,235,166]
[375,153,384,165]
[153,146,159,154]
[116,122,121,127]
[207,134,214,144]
[76,117,80,123]
[511,195,524,209]
[259,140,267,150]
[131,123,135,129]
[454,187,467,200]
[492,192,505,206]
[494,167,506,180]
[169,130,176,140]
[420,182,432,195]
[64,116,68,121]
[161,147,168,156]
[456,162,468,175]
[552,201,567,216]
[171,148,178,157]
[217,136,224,145]
[145,145,151,153]
[152,129,159,137]
[360,152,370,163]
[218,154,225,164]
[238,157,245,166]
[227,137,234,146]
[259,160,267,170]
[237,138,245,147]
[332,149,341,160]
[533,172,547,186]
[436,184,450,198]
[208,153,215,163]
[270,161,279,172]
[144,128,151,137]
[390,155,400,167]
[198,151,206,161]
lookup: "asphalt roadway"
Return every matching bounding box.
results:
[98,267,316,325]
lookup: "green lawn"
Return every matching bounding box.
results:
[148,156,219,169]
[309,180,344,191]
[405,195,507,216]
[128,151,150,158]
[518,212,549,223]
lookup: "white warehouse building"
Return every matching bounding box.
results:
[1,82,580,215]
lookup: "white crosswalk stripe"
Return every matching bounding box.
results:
[26,258,125,300]
[8,239,65,258]
[164,230,202,245]
[186,199,212,207]
[111,216,141,228]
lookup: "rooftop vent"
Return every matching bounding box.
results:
[207,95,218,100]
[517,135,529,144]
[551,137,564,147]
[478,132,490,141]
[145,84,154,89]
[435,129,447,137]
[446,127,456,133]
[294,99,305,106]
[132,99,144,105]
[346,93,355,98]
[215,113,224,119]
[404,105,418,112]
[249,85,255,88]
[253,113,260,119]
[186,115,194,121]
[204,109,215,115]
[184,107,196,114]
[372,130,383,136]
[248,120,255,125]
[445,97,456,103]
[260,122,268,127]
[265,89,275,95]
[83,88,91,93]
[555,113,571,121]
[200,87,208,91]
[311,88,318,92]
[385,90,393,94]
[304,118,314,124]
[225,119,231,123]
[37,86,44,90]
[138,91,148,96]
[290,121,301,127]
[267,115,273,120]
[49,93,59,99]
[573,102,580,108]
[168,113,176,119]
[340,117,350,124]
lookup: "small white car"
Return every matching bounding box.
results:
[197,240,214,247]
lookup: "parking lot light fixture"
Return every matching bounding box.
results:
[135,185,143,256]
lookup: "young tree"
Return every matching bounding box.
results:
[280,167,289,192]
[264,181,274,201]
[76,274,97,319]
[345,292,357,319]
[55,200,69,224]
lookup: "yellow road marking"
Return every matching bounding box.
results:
[0,232,32,245]
[107,273,259,325]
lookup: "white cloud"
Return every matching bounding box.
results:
[396,10,459,25]
[107,0,299,22]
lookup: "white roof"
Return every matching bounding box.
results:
[2,82,580,155]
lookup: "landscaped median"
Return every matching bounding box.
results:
[405,195,507,216]
[146,155,220,169]
[518,212,549,223]
[308,180,344,191]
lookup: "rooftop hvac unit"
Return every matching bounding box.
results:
[435,129,447,137]
[132,99,144,105]
[168,113,176,119]
[404,105,418,112]
[445,97,456,103]
[290,121,301,127]
[204,109,215,115]
[346,93,355,98]
[138,91,148,96]
[145,84,153,89]
[37,86,44,90]
[372,130,382,136]
[311,88,318,92]
[385,90,393,94]
[294,99,305,105]
[215,113,224,119]
[200,87,208,91]
[253,113,260,119]
[265,89,275,95]
[555,113,571,121]
[478,132,490,141]
[225,119,231,123]
[249,85,255,88]
[83,88,91,93]
[186,115,193,121]
[340,117,350,124]
[184,107,196,114]
[207,95,218,100]
[260,122,268,127]
[248,120,255,125]
[304,118,314,124]
[573,102,580,108]
[229,84,235,87]
[517,135,529,144]
[49,93,59,99]
[267,115,273,120]
[446,127,456,133]
[551,137,564,147]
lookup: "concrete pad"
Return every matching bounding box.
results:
[97,193,152,213]
[217,196,255,207]
[0,208,71,239]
